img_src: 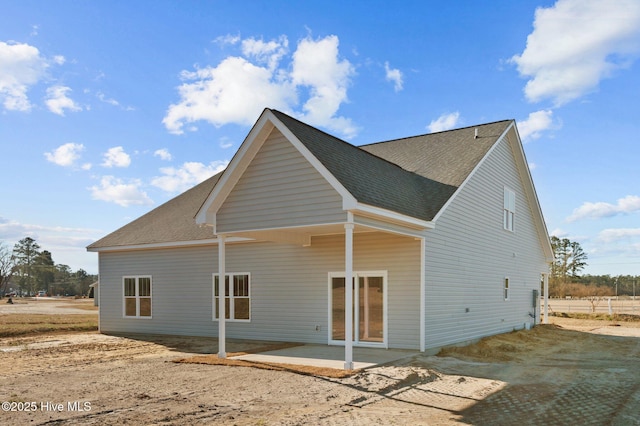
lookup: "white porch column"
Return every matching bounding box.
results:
[344,223,354,370]
[419,237,426,352]
[218,235,226,358]
[543,273,549,324]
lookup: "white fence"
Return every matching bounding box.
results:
[542,297,640,315]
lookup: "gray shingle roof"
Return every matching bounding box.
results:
[87,173,222,249]
[360,120,512,187]
[271,110,459,221]
[88,110,512,249]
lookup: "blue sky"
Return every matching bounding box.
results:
[1,0,640,276]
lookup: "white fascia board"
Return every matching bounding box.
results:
[195,109,275,225]
[508,124,554,261]
[86,237,253,253]
[352,202,435,230]
[268,112,359,209]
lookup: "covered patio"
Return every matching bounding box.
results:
[211,219,428,370]
[233,343,416,370]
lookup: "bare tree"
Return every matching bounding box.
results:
[0,242,17,296]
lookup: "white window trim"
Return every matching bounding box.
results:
[328,270,388,348]
[122,275,152,319]
[504,277,510,301]
[212,273,251,322]
[503,187,515,232]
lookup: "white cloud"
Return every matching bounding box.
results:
[96,91,134,110]
[163,34,358,139]
[291,35,358,139]
[0,217,98,243]
[550,228,569,237]
[568,195,640,222]
[213,34,241,47]
[96,91,120,106]
[219,137,233,149]
[153,148,172,161]
[45,85,82,116]
[89,176,152,207]
[427,112,460,133]
[517,109,555,141]
[241,35,288,70]
[0,217,101,272]
[44,142,85,167]
[0,41,49,111]
[511,0,640,106]
[384,62,403,92]
[597,228,640,243]
[151,160,228,193]
[163,56,294,134]
[101,146,131,168]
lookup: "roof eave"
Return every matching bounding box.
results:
[351,202,435,230]
[87,236,254,253]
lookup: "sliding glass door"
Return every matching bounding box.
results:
[330,271,386,346]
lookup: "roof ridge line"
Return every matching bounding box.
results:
[362,119,514,147]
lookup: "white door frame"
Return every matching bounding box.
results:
[328,270,388,348]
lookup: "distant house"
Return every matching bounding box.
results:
[89,281,99,306]
[88,108,553,368]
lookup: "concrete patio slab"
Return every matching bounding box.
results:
[234,344,416,370]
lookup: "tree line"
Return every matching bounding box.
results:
[0,237,97,297]
[549,235,639,298]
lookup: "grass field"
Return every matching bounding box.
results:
[0,313,98,338]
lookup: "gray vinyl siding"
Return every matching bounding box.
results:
[423,135,548,350]
[98,232,421,349]
[217,129,346,232]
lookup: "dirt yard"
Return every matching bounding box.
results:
[1,299,640,425]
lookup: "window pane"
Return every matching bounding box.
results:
[214,276,230,296]
[125,298,137,316]
[332,277,346,341]
[234,275,249,297]
[359,277,383,342]
[139,297,151,316]
[504,278,509,300]
[234,298,250,320]
[124,278,136,296]
[139,277,151,296]
[214,297,230,319]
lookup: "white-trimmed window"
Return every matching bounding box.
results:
[503,187,515,232]
[213,273,250,321]
[123,276,152,318]
[504,277,510,300]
